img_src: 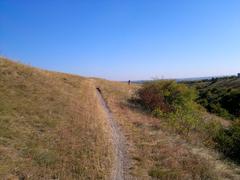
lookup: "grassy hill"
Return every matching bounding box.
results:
[0,57,113,179]
[1,57,240,179]
[184,76,240,90]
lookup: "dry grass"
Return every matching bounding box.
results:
[1,57,240,179]
[0,57,113,179]
[96,79,240,179]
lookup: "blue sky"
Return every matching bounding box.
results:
[0,0,240,80]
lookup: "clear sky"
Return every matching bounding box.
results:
[0,0,240,80]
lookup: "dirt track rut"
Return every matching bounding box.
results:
[96,88,130,180]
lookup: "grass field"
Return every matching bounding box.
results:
[0,57,113,179]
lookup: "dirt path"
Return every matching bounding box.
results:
[96,88,130,180]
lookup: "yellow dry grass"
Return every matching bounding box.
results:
[0,57,113,179]
[96,79,240,179]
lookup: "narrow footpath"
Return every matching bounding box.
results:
[96,88,131,180]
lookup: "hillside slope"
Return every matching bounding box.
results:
[183,77,240,120]
[95,79,240,179]
[184,77,240,90]
[1,57,240,180]
[0,57,113,179]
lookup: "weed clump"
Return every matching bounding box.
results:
[148,168,179,179]
[33,149,58,167]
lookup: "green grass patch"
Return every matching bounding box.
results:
[149,168,179,179]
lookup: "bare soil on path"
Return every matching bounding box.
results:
[96,88,131,180]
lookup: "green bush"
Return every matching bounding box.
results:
[214,121,240,162]
[138,80,200,135]
[168,107,201,135]
[138,80,197,113]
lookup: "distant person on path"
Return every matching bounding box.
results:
[128,80,131,85]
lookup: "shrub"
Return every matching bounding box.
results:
[168,107,201,135]
[214,121,240,162]
[138,80,197,113]
[137,80,201,135]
